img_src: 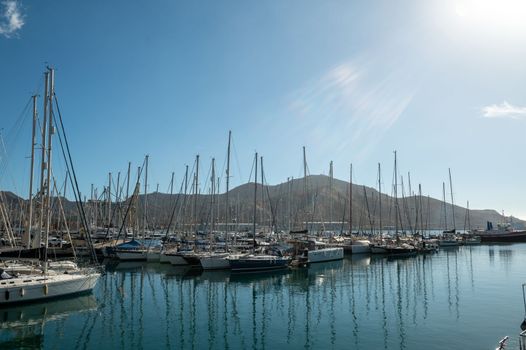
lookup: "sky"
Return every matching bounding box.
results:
[1,0,526,219]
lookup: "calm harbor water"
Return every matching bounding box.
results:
[1,244,525,349]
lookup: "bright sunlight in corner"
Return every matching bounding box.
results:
[454,0,526,35]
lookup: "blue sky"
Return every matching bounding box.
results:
[1,0,526,219]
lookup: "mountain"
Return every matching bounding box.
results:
[1,175,523,232]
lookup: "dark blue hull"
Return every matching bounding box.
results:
[229,257,290,272]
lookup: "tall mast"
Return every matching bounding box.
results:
[466,200,471,231]
[378,163,382,236]
[419,184,424,235]
[183,164,188,234]
[37,71,49,248]
[394,151,399,235]
[26,95,38,248]
[194,154,199,234]
[43,67,55,259]
[349,163,353,234]
[329,160,333,231]
[107,172,112,228]
[261,156,266,229]
[287,177,291,232]
[448,168,456,232]
[303,146,308,231]
[225,130,231,247]
[211,158,215,234]
[116,171,121,227]
[126,161,131,200]
[442,182,447,231]
[143,155,149,235]
[253,152,258,251]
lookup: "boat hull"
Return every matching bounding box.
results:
[115,250,147,261]
[351,242,371,254]
[439,240,459,247]
[229,256,290,272]
[478,231,526,243]
[146,251,161,262]
[370,245,388,254]
[200,254,231,270]
[307,248,344,264]
[0,272,100,305]
[163,254,189,266]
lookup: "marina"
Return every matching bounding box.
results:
[1,244,525,349]
[2,0,526,348]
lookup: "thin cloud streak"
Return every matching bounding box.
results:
[287,60,417,161]
[0,0,24,38]
[482,101,526,119]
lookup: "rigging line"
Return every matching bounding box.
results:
[230,135,243,187]
[53,95,98,264]
[164,166,187,237]
[114,157,147,243]
[247,153,256,184]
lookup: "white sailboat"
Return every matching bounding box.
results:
[0,68,100,305]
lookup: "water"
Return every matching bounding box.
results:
[1,244,525,349]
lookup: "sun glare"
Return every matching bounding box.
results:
[454,0,526,34]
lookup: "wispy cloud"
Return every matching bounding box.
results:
[286,59,418,161]
[482,101,526,119]
[0,0,24,38]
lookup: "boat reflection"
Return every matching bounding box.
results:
[0,294,98,348]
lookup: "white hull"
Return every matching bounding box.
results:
[0,272,100,305]
[116,250,147,261]
[307,247,344,263]
[200,253,231,270]
[351,241,371,254]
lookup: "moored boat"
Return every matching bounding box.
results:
[228,254,290,272]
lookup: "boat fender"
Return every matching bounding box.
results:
[4,290,9,301]
[43,284,48,295]
[20,288,24,297]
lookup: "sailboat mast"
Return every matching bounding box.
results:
[143,155,149,236]
[225,130,231,241]
[349,163,353,234]
[37,71,49,248]
[378,163,382,236]
[287,177,291,232]
[394,151,399,235]
[107,172,112,228]
[43,67,55,258]
[466,200,471,231]
[303,146,308,231]
[194,155,199,234]
[253,152,258,251]
[26,95,38,248]
[419,184,423,234]
[126,161,131,200]
[448,168,456,232]
[183,164,188,234]
[211,158,215,234]
[442,182,447,231]
[329,160,333,231]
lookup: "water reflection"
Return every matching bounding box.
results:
[1,245,524,349]
[0,294,98,349]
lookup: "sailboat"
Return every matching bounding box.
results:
[370,152,416,256]
[439,170,459,247]
[228,152,290,272]
[0,68,100,305]
[199,138,233,270]
[294,149,344,264]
